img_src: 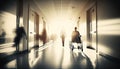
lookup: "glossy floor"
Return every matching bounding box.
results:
[0,41,119,69]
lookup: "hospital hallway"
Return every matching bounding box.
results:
[0,0,120,69]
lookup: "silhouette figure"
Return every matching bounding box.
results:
[13,26,27,49]
[36,17,47,45]
[71,27,81,43]
[60,30,65,46]
[42,28,47,45]
[77,17,80,28]
[36,28,47,45]
[42,17,47,45]
[0,29,6,44]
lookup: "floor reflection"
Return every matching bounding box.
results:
[70,49,94,69]
[16,53,30,69]
[32,41,94,69]
[0,41,95,69]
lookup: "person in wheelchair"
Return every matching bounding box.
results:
[70,27,83,51]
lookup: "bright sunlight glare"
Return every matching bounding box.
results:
[49,15,76,43]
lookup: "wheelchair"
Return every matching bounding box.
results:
[69,36,83,51]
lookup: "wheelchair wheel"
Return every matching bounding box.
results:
[72,46,74,51]
[81,48,83,51]
[78,46,80,49]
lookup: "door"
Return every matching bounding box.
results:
[87,5,97,50]
[29,10,39,49]
[34,12,39,46]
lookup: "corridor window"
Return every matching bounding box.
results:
[0,11,16,44]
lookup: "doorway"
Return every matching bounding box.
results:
[29,10,39,49]
[87,4,97,50]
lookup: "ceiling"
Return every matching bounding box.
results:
[34,0,89,23]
